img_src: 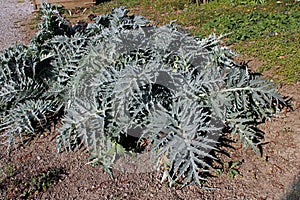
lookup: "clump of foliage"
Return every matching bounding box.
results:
[215,160,243,179]
[0,2,284,188]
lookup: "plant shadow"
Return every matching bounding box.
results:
[282,174,300,200]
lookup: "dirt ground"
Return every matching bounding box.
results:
[0,1,299,199]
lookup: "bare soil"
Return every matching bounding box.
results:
[0,1,299,199]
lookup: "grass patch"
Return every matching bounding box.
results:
[234,32,300,83]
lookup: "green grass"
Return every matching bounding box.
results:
[234,32,300,83]
[90,0,299,84]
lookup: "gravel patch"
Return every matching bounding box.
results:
[0,0,34,51]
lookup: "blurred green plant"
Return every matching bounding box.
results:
[215,160,243,178]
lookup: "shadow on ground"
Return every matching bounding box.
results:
[283,174,300,200]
